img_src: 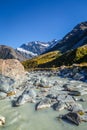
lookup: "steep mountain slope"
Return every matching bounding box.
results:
[16,40,58,59]
[22,51,61,69]
[46,21,87,53]
[22,45,87,69]
[0,45,26,61]
[38,45,87,68]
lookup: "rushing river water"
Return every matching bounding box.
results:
[0,72,87,130]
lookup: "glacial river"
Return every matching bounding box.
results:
[0,73,87,130]
[0,92,87,130]
[0,97,87,130]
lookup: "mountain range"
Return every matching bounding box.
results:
[0,21,87,69]
[0,40,58,60]
[16,40,58,59]
[21,21,87,69]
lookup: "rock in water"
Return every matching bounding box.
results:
[53,101,66,111]
[14,89,36,106]
[57,95,75,103]
[67,102,83,112]
[63,112,81,125]
[36,98,51,110]
[14,95,26,106]
[0,92,7,99]
[0,115,5,126]
[23,89,36,98]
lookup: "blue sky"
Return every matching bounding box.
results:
[0,0,87,48]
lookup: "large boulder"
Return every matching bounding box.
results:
[0,59,26,80]
[0,59,26,91]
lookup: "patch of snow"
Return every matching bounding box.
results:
[17,48,38,56]
[39,43,49,47]
[35,41,38,44]
[25,43,29,46]
[29,41,49,47]
[50,40,59,49]
[34,41,49,47]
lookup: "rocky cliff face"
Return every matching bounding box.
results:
[0,59,26,80]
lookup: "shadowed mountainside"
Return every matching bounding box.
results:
[46,21,87,53]
[0,45,26,61]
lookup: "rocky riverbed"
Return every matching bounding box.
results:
[0,68,87,130]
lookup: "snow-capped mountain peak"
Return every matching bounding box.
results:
[16,40,59,59]
[16,41,54,59]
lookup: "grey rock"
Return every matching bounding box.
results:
[79,98,86,102]
[0,92,7,99]
[0,74,15,93]
[57,95,75,103]
[69,87,87,96]
[23,89,36,98]
[14,88,36,106]
[14,94,32,106]
[46,94,57,99]
[67,102,83,112]
[36,98,51,110]
[63,112,81,125]
[53,101,66,111]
